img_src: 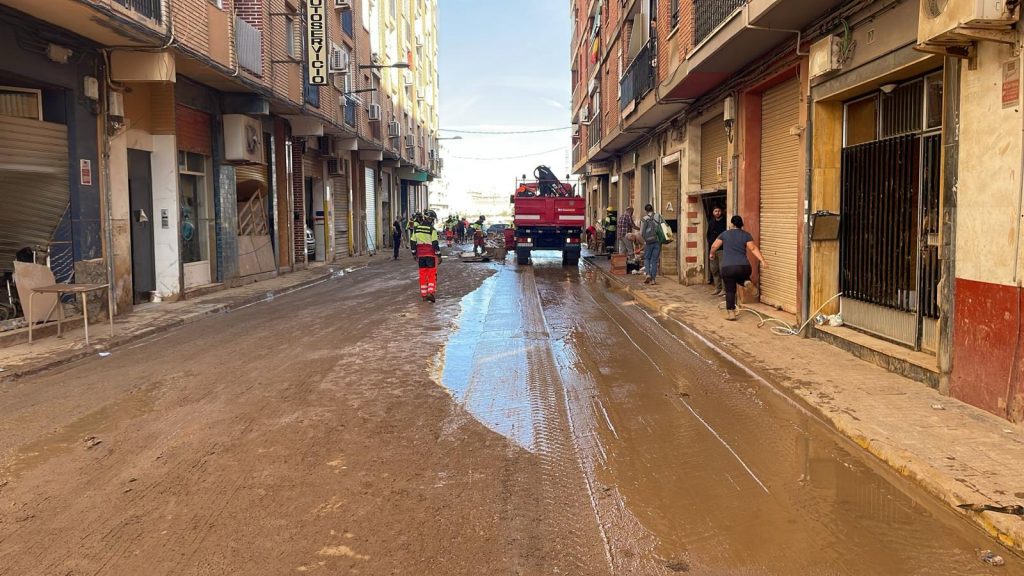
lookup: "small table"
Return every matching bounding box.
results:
[28,283,114,345]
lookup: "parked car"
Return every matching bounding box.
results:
[305,226,316,257]
[486,223,508,235]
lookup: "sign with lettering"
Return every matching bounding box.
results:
[1003,59,1019,110]
[80,159,92,186]
[306,0,328,86]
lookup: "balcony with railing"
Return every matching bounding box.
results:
[113,0,162,22]
[587,115,602,150]
[619,39,655,112]
[235,16,263,76]
[694,0,745,45]
[572,142,582,169]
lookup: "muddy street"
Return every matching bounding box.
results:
[0,254,1021,575]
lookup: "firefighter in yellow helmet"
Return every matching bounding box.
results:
[412,210,441,302]
[601,206,617,254]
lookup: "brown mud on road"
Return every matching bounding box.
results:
[0,256,608,576]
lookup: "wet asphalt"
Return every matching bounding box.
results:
[438,252,1024,575]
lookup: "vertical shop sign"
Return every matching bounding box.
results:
[306,0,328,85]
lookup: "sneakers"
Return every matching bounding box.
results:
[726,310,737,321]
[643,277,652,284]
[711,288,722,296]
[426,293,436,303]
[743,280,759,301]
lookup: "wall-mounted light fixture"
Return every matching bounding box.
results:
[723,96,736,144]
[880,83,898,95]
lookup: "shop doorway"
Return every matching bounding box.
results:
[839,73,943,351]
[702,191,727,281]
[127,149,155,304]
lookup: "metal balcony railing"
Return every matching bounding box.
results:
[235,17,263,76]
[344,98,356,126]
[619,40,655,111]
[572,143,582,167]
[588,115,602,149]
[694,0,746,45]
[113,0,162,22]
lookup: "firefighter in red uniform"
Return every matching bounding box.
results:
[413,210,441,302]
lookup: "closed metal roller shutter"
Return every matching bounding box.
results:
[700,115,727,190]
[333,174,349,256]
[364,167,377,251]
[759,78,800,313]
[0,115,69,268]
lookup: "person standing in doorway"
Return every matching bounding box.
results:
[617,206,640,257]
[709,215,767,321]
[413,210,441,302]
[707,205,727,295]
[392,218,404,260]
[639,203,666,285]
[601,207,617,254]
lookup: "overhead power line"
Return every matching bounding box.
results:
[440,126,572,135]
[449,146,568,161]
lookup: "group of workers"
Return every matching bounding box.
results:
[402,211,489,303]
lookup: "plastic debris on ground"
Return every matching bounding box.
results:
[979,550,1005,566]
[98,352,111,357]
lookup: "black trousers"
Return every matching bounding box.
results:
[393,235,402,259]
[721,264,752,311]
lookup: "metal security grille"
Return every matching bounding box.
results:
[880,81,924,139]
[694,0,745,45]
[113,0,162,22]
[759,78,801,313]
[919,133,941,319]
[840,135,920,313]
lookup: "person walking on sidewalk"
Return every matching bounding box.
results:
[617,206,640,256]
[392,218,404,260]
[709,215,767,321]
[707,205,727,295]
[413,210,441,302]
[471,215,487,256]
[601,207,617,254]
[639,203,666,285]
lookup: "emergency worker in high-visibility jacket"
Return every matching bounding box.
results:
[413,210,441,302]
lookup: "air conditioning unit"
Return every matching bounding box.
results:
[579,107,589,124]
[223,114,264,164]
[918,0,1019,54]
[330,47,350,74]
[405,134,416,148]
[334,0,352,10]
[809,35,843,79]
[368,103,381,121]
[404,71,414,86]
[417,87,426,101]
[428,149,436,160]
[572,124,580,137]
[328,157,346,176]
[388,120,401,137]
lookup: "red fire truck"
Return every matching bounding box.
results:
[511,166,584,266]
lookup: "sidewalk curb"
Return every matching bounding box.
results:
[0,267,347,384]
[582,257,1024,556]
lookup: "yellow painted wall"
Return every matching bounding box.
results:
[958,41,1024,286]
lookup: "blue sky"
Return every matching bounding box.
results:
[437,0,573,214]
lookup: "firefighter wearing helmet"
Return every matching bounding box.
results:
[413,210,441,302]
[601,206,617,254]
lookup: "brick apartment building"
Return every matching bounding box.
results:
[572,0,1024,423]
[0,0,440,314]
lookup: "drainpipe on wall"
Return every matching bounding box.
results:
[100,61,117,317]
[937,57,961,396]
[801,92,815,336]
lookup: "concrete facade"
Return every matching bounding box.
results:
[0,0,440,322]
[572,0,1024,422]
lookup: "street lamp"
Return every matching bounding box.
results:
[358,62,410,70]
